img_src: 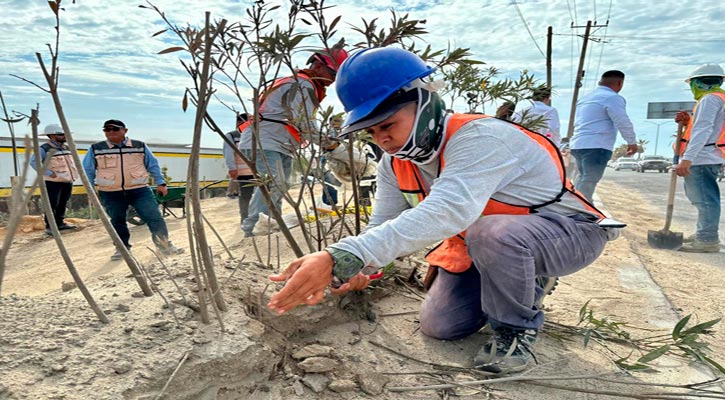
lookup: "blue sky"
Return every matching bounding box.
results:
[1,0,723,156]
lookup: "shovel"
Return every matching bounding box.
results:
[647,123,686,249]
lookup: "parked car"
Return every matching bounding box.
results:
[613,157,638,171]
[636,155,669,173]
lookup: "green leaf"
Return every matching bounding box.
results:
[680,318,721,337]
[578,299,592,323]
[157,46,185,55]
[637,344,670,363]
[614,357,653,371]
[672,314,691,340]
[702,355,725,374]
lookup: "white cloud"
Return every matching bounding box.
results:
[1,0,723,154]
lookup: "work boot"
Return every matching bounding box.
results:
[679,240,721,253]
[111,248,131,261]
[157,243,184,256]
[44,228,52,236]
[473,328,538,374]
[58,223,76,230]
[534,276,558,309]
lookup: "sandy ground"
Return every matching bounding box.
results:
[0,182,723,400]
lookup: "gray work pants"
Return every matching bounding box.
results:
[419,212,609,340]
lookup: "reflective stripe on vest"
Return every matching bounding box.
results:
[238,73,324,143]
[92,139,149,192]
[391,114,606,273]
[679,92,725,158]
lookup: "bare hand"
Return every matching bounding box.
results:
[229,169,238,179]
[268,251,334,314]
[625,144,638,156]
[329,272,371,296]
[157,185,168,197]
[674,111,690,125]
[675,160,692,177]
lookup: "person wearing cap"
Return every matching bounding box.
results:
[82,119,184,260]
[30,124,78,235]
[266,48,619,375]
[223,113,254,223]
[513,86,562,146]
[238,46,348,237]
[673,64,725,253]
[570,70,638,201]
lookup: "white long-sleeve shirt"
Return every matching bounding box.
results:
[571,86,636,150]
[330,116,600,268]
[683,92,725,165]
[513,100,561,145]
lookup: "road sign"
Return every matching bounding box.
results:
[647,101,696,119]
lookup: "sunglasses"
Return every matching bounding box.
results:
[103,126,122,132]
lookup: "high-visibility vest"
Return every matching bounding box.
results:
[91,138,148,192]
[391,114,606,273]
[40,142,78,183]
[678,92,725,158]
[238,72,325,143]
[228,130,252,176]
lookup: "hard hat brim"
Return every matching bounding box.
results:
[340,100,415,136]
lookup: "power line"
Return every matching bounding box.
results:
[512,1,546,58]
[592,0,613,89]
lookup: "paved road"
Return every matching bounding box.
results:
[600,166,725,243]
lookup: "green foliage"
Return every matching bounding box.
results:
[562,301,725,374]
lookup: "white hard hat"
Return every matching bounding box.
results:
[685,64,725,83]
[43,124,65,135]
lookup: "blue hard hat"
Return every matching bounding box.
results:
[336,47,435,133]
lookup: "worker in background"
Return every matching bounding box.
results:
[30,124,78,235]
[223,112,255,223]
[570,70,638,201]
[513,86,561,146]
[238,46,348,237]
[674,64,725,253]
[83,119,184,260]
[266,48,619,375]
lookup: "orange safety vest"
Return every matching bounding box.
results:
[391,114,606,273]
[678,92,725,158]
[238,72,325,143]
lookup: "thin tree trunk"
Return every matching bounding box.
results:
[29,109,108,323]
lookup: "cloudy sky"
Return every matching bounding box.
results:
[1,0,723,156]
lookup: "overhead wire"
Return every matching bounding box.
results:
[584,0,598,88]
[512,1,546,58]
[592,0,612,89]
[566,0,577,91]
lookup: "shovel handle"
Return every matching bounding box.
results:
[664,123,687,231]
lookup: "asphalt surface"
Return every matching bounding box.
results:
[601,166,725,243]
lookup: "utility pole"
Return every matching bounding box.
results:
[546,26,552,90]
[566,20,608,140]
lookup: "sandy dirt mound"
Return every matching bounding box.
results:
[1,193,723,399]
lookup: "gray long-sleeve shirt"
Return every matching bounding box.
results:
[239,75,320,156]
[330,116,600,268]
[682,93,725,165]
